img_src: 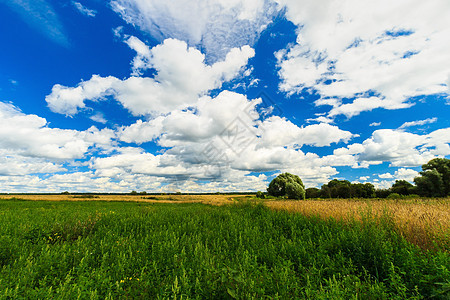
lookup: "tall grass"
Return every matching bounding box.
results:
[0,200,448,299]
[266,198,450,251]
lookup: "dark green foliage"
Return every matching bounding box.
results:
[0,200,448,299]
[421,158,450,195]
[255,191,265,199]
[391,180,415,195]
[351,183,376,198]
[375,188,391,198]
[267,173,305,199]
[414,158,450,197]
[320,179,353,198]
[305,187,321,199]
[285,182,305,200]
[387,193,401,199]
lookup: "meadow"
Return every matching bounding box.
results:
[0,196,449,299]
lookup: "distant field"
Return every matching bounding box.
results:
[0,199,449,299]
[0,194,242,205]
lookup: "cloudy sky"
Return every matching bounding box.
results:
[0,0,449,193]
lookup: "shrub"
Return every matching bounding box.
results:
[255,191,265,199]
[387,193,401,199]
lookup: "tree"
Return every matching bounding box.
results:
[286,182,305,200]
[390,180,415,195]
[375,188,391,198]
[320,179,352,198]
[351,183,375,198]
[267,173,305,200]
[414,169,445,197]
[305,187,321,199]
[414,158,450,197]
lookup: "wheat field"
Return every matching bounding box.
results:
[266,198,450,250]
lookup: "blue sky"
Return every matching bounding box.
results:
[0,0,449,193]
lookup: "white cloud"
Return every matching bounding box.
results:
[330,128,450,168]
[46,39,255,116]
[46,75,118,115]
[276,0,450,118]
[0,151,65,176]
[394,168,419,182]
[378,173,393,179]
[72,1,97,17]
[0,102,115,160]
[2,0,69,46]
[118,118,164,144]
[124,36,151,75]
[90,112,107,124]
[259,117,355,147]
[399,117,437,129]
[110,0,279,62]
[375,168,419,189]
[370,122,381,127]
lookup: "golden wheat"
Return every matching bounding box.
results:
[265,198,450,250]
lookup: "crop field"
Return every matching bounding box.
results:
[266,198,450,251]
[0,197,449,299]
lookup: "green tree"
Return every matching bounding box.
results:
[285,182,305,200]
[414,158,450,197]
[414,169,445,197]
[267,173,305,200]
[390,180,414,195]
[351,183,375,198]
[305,187,321,199]
[321,179,352,198]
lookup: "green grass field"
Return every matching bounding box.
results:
[0,199,449,299]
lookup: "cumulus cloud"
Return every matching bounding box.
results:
[46,75,118,115]
[72,1,97,17]
[0,151,65,176]
[110,0,279,62]
[46,39,255,116]
[276,0,450,118]
[329,128,450,168]
[394,168,419,182]
[0,101,115,160]
[259,117,355,147]
[378,173,394,179]
[111,89,358,188]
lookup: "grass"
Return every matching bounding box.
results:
[0,199,449,299]
[265,198,450,251]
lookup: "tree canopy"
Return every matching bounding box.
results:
[414,158,450,197]
[267,173,305,200]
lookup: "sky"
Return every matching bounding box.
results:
[0,0,449,193]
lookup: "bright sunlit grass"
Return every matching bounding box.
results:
[0,198,449,299]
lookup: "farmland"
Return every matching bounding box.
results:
[0,196,449,299]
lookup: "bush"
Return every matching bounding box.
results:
[386,193,401,199]
[255,191,265,199]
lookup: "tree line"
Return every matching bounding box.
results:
[260,158,450,199]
